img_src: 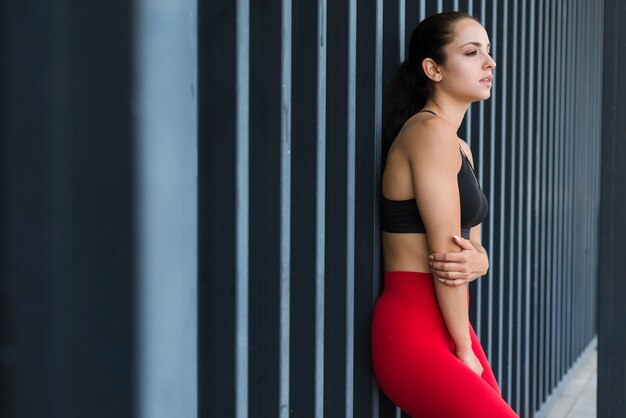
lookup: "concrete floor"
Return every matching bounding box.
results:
[541,349,597,418]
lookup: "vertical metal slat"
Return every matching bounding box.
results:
[235,1,250,417]
[279,0,292,416]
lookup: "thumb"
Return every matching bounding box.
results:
[453,235,474,250]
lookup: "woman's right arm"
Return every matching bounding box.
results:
[429,227,489,286]
[405,119,473,355]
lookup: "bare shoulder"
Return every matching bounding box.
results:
[398,115,458,161]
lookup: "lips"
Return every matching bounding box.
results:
[480,76,493,83]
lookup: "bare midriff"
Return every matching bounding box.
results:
[382,231,431,273]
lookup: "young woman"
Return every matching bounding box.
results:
[371,12,519,417]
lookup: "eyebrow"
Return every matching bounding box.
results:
[460,41,491,49]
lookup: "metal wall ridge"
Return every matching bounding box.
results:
[201,1,602,417]
[0,0,603,417]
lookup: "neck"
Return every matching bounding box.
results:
[423,95,471,132]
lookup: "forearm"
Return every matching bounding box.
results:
[433,280,471,351]
[428,235,472,348]
[430,236,490,282]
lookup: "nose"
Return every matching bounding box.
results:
[485,53,496,69]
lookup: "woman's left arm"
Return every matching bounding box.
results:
[429,224,489,286]
[430,142,489,286]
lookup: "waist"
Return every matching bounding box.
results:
[383,271,435,298]
[383,271,470,302]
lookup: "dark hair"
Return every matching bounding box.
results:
[382,12,479,161]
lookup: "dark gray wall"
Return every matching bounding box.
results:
[0,0,608,417]
[599,0,626,416]
[1,0,198,418]
[202,1,601,418]
[2,1,136,417]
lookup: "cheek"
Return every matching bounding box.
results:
[445,68,476,90]
[451,61,477,78]
[444,59,476,82]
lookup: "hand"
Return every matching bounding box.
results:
[429,235,489,286]
[455,347,484,377]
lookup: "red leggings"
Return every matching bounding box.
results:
[371,271,519,417]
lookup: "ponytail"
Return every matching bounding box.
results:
[382,60,431,162]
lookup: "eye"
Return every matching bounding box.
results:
[465,50,478,56]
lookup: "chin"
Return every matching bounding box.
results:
[475,91,492,101]
[468,94,491,104]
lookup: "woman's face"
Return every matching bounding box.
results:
[436,18,496,103]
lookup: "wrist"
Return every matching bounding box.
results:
[454,337,472,353]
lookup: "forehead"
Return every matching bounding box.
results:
[450,19,490,46]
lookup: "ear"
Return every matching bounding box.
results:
[421,58,443,82]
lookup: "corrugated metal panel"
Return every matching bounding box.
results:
[3,1,137,417]
[599,1,626,415]
[0,0,606,417]
[201,0,602,417]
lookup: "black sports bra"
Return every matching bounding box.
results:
[381,110,489,239]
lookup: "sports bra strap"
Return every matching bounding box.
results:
[458,145,476,171]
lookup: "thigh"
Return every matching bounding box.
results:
[372,294,453,396]
[372,298,518,417]
[396,348,519,418]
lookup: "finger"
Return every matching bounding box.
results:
[428,258,470,272]
[447,279,469,287]
[429,253,443,262]
[429,249,475,263]
[430,251,467,263]
[432,269,464,279]
[431,265,471,280]
[437,277,470,286]
[453,235,475,250]
[430,260,464,271]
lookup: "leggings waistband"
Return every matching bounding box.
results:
[383,271,434,298]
